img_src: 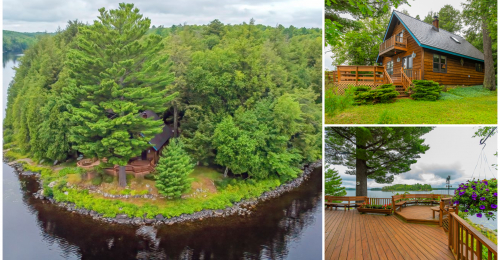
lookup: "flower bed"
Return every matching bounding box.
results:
[453,178,497,220]
[357,203,392,215]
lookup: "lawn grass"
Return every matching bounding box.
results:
[325,86,497,124]
[188,166,222,182]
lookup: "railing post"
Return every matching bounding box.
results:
[355,66,358,84]
[337,69,341,83]
[439,199,444,226]
[476,238,482,260]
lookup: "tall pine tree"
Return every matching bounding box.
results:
[64,3,176,186]
[155,139,194,199]
[325,167,347,196]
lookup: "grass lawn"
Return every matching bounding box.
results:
[325,85,497,124]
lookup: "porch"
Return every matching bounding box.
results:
[326,66,421,95]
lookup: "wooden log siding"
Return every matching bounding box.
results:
[423,50,484,85]
[449,212,497,260]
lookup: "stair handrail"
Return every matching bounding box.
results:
[401,68,412,91]
[383,68,393,84]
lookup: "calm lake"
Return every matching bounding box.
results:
[345,189,497,230]
[2,53,322,259]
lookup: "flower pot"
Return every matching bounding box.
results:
[357,207,392,215]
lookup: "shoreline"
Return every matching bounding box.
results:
[4,156,321,226]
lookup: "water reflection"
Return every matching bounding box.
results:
[4,163,322,260]
[3,52,22,68]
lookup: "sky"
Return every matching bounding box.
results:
[327,127,499,189]
[3,0,322,32]
[325,0,466,70]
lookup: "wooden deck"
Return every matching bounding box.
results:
[395,205,440,224]
[325,209,454,260]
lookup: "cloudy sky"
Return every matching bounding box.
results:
[327,127,498,189]
[3,0,322,32]
[325,0,466,70]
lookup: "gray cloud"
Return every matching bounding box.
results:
[4,0,321,32]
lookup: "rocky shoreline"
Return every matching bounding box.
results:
[5,157,321,226]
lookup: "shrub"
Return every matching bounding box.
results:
[103,174,114,183]
[353,86,374,105]
[371,84,399,103]
[325,86,355,115]
[410,80,441,101]
[58,167,85,177]
[354,84,398,105]
[453,178,497,220]
[91,175,103,186]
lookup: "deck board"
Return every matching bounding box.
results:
[325,209,455,260]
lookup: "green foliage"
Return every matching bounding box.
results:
[354,84,399,105]
[103,174,114,183]
[58,167,85,177]
[2,30,51,53]
[91,175,103,186]
[381,183,432,191]
[410,80,441,101]
[155,139,194,198]
[453,179,497,220]
[376,109,401,124]
[447,85,495,98]
[423,5,462,34]
[325,85,355,115]
[325,127,432,186]
[324,167,347,196]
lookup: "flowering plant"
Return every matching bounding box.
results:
[452,178,497,220]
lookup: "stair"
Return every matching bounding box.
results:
[395,85,409,98]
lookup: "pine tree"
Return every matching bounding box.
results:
[64,3,176,186]
[155,139,194,199]
[325,168,347,196]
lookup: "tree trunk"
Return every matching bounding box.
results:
[482,17,496,91]
[173,106,178,137]
[119,166,127,187]
[356,159,368,196]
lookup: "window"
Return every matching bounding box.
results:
[387,61,393,75]
[402,55,413,69]
[476,63,483,72]
[450,36,461,44]
[433,54,447,73]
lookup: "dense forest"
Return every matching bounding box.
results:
[3,4,322,183]
[2,30,53,53]
[380,183,433,191]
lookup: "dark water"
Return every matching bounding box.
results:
[3,162,322,260]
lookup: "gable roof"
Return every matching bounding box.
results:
[377,10,484,63]
[141,110,171,151]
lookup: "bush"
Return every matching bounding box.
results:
[371,84,399,103]
[325,86,355,115]
[91,175,103,186]
[354,84,398,105]
[58,167,85,177]
[103,174,114,183]
[411,80,441,101]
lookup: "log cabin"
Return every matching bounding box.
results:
[377,10,485,89]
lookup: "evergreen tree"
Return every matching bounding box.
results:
[325,127,433,196]
[155,139,194,198]
[64,3,176,186]
[325,167,347,196]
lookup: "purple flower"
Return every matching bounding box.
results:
[489,212,493,215]
[454,201,459,204]
[477,213,482,218]
[486,189,490,191]
[472,197,476,200]
[480,197,486,201]
[464,209,469,212]
[494,193,498,197]
[483,181,488,185]
[480,205,486,210]
[472,193,477,197]
[491,204,497,209]
[459,191,465,196]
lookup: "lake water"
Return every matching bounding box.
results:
[345,189,497,230]
[2,52,322,259]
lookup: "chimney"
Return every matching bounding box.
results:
[432,16,439,31]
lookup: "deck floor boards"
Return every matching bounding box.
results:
[396,205,439,221]
[325,209,455,260]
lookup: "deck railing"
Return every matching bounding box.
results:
[365,198,392,206]
[449,212,497,260]
[335,65,388,84]
[379,35,407,54]
[401,68,421,91]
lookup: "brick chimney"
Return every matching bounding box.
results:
[432,16,439,31]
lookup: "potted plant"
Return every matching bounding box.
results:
[357,202,392,215]
[453,178,497,220]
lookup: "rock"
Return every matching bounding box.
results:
[214,209,224,216]
[64,191,69,196]
[48,181,57,188]
[155,214,164,221]
[53,160,59,166]
[115,214,128,219]
[39,159,45,164]
[144,218,155,224]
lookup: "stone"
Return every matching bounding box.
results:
[155,214,164,221]
[53,160,59,166]
[115,214,128,219]
[48,181,57,188]
[214,209,224,216]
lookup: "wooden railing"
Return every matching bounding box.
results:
[379,35,407,54]
[365,198,392,206]
[384,69,393,84]
[401,68,412,91]
[403,69,421,81]
[439,197,457,229]
[335,66,387,84]
[325,71,337,84]
[449,212,497,260]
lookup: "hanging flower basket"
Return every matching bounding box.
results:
[452,178,497,220]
